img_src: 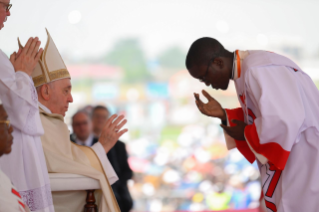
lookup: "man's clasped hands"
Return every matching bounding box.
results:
[194,90,247,141]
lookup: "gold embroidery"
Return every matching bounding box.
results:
[30,29,71,87]
[49,69,71,81]
[39,61,47,84]
[33,75,46,87]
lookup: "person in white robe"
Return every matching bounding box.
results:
[0,98,26,212]
[20,29,128,212]
[186,37,319,212]
[0,2,54,212]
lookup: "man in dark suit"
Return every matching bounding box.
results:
[106,140,133,212]
[71,106,134,212]
[70,110,98,146]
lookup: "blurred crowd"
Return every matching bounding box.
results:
[124,120,262,211]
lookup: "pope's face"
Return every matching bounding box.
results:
[49,78,73,117]
[0,105,13,157]
[0,0,11,30]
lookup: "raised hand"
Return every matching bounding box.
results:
[220,119,247,141]
[194,90,226,121]
[98,114,128,153]
[10,37,43,76]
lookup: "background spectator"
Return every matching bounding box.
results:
[92,106,110,138]
[70,110,98,146]
[92,105,134,212]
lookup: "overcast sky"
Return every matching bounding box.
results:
[0,0,318,60]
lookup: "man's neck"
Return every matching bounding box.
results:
[75,134,94,147]
[38,101,52,114]
[78,135,89,143]
[93,129,101,138]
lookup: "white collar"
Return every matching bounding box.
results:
[232,50,250,80]
[38,101,52,114]
[75,133,94,147]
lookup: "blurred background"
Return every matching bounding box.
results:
[1,0,319,211]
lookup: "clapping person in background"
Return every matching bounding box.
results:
[0,2,54,210]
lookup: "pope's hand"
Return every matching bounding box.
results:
[99,114,128,153]
[194,90,226,121]
[10,37,43,76]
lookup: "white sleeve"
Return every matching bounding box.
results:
[0,51,41,135]
[91,142,118,185]
[244,65,305,170]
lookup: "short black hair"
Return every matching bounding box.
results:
[185,37,229,71]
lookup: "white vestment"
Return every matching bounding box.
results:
[224,50,319,211]
[0,169,26,212]
[38,102,119,185]
[0,50,54,212]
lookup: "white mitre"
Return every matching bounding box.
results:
[18,29,71,87]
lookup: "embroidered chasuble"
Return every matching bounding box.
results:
[39,108,120,212]
[0,49,54,212]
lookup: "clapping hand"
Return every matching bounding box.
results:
[9,37,43,76]
[194,90,226,121]
[99,114,128,153]
[220,119,247,141]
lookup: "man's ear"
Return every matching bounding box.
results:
[40,84,50,101]
[213,57,224,69]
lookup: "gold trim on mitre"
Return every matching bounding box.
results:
[50,69,70,81]
[18,29,71,87]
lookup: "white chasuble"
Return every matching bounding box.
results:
[224,50,319,212]
[0,50,54,212]
[39,108,120,212]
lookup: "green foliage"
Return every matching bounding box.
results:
[104,38,149,81]
[158,46,186,69]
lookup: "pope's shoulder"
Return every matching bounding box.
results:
[39,108,64,122]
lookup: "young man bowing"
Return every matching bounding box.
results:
[186,37,319,212]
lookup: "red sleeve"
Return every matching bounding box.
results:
[225,108,256,163]
[245,123,290,170]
